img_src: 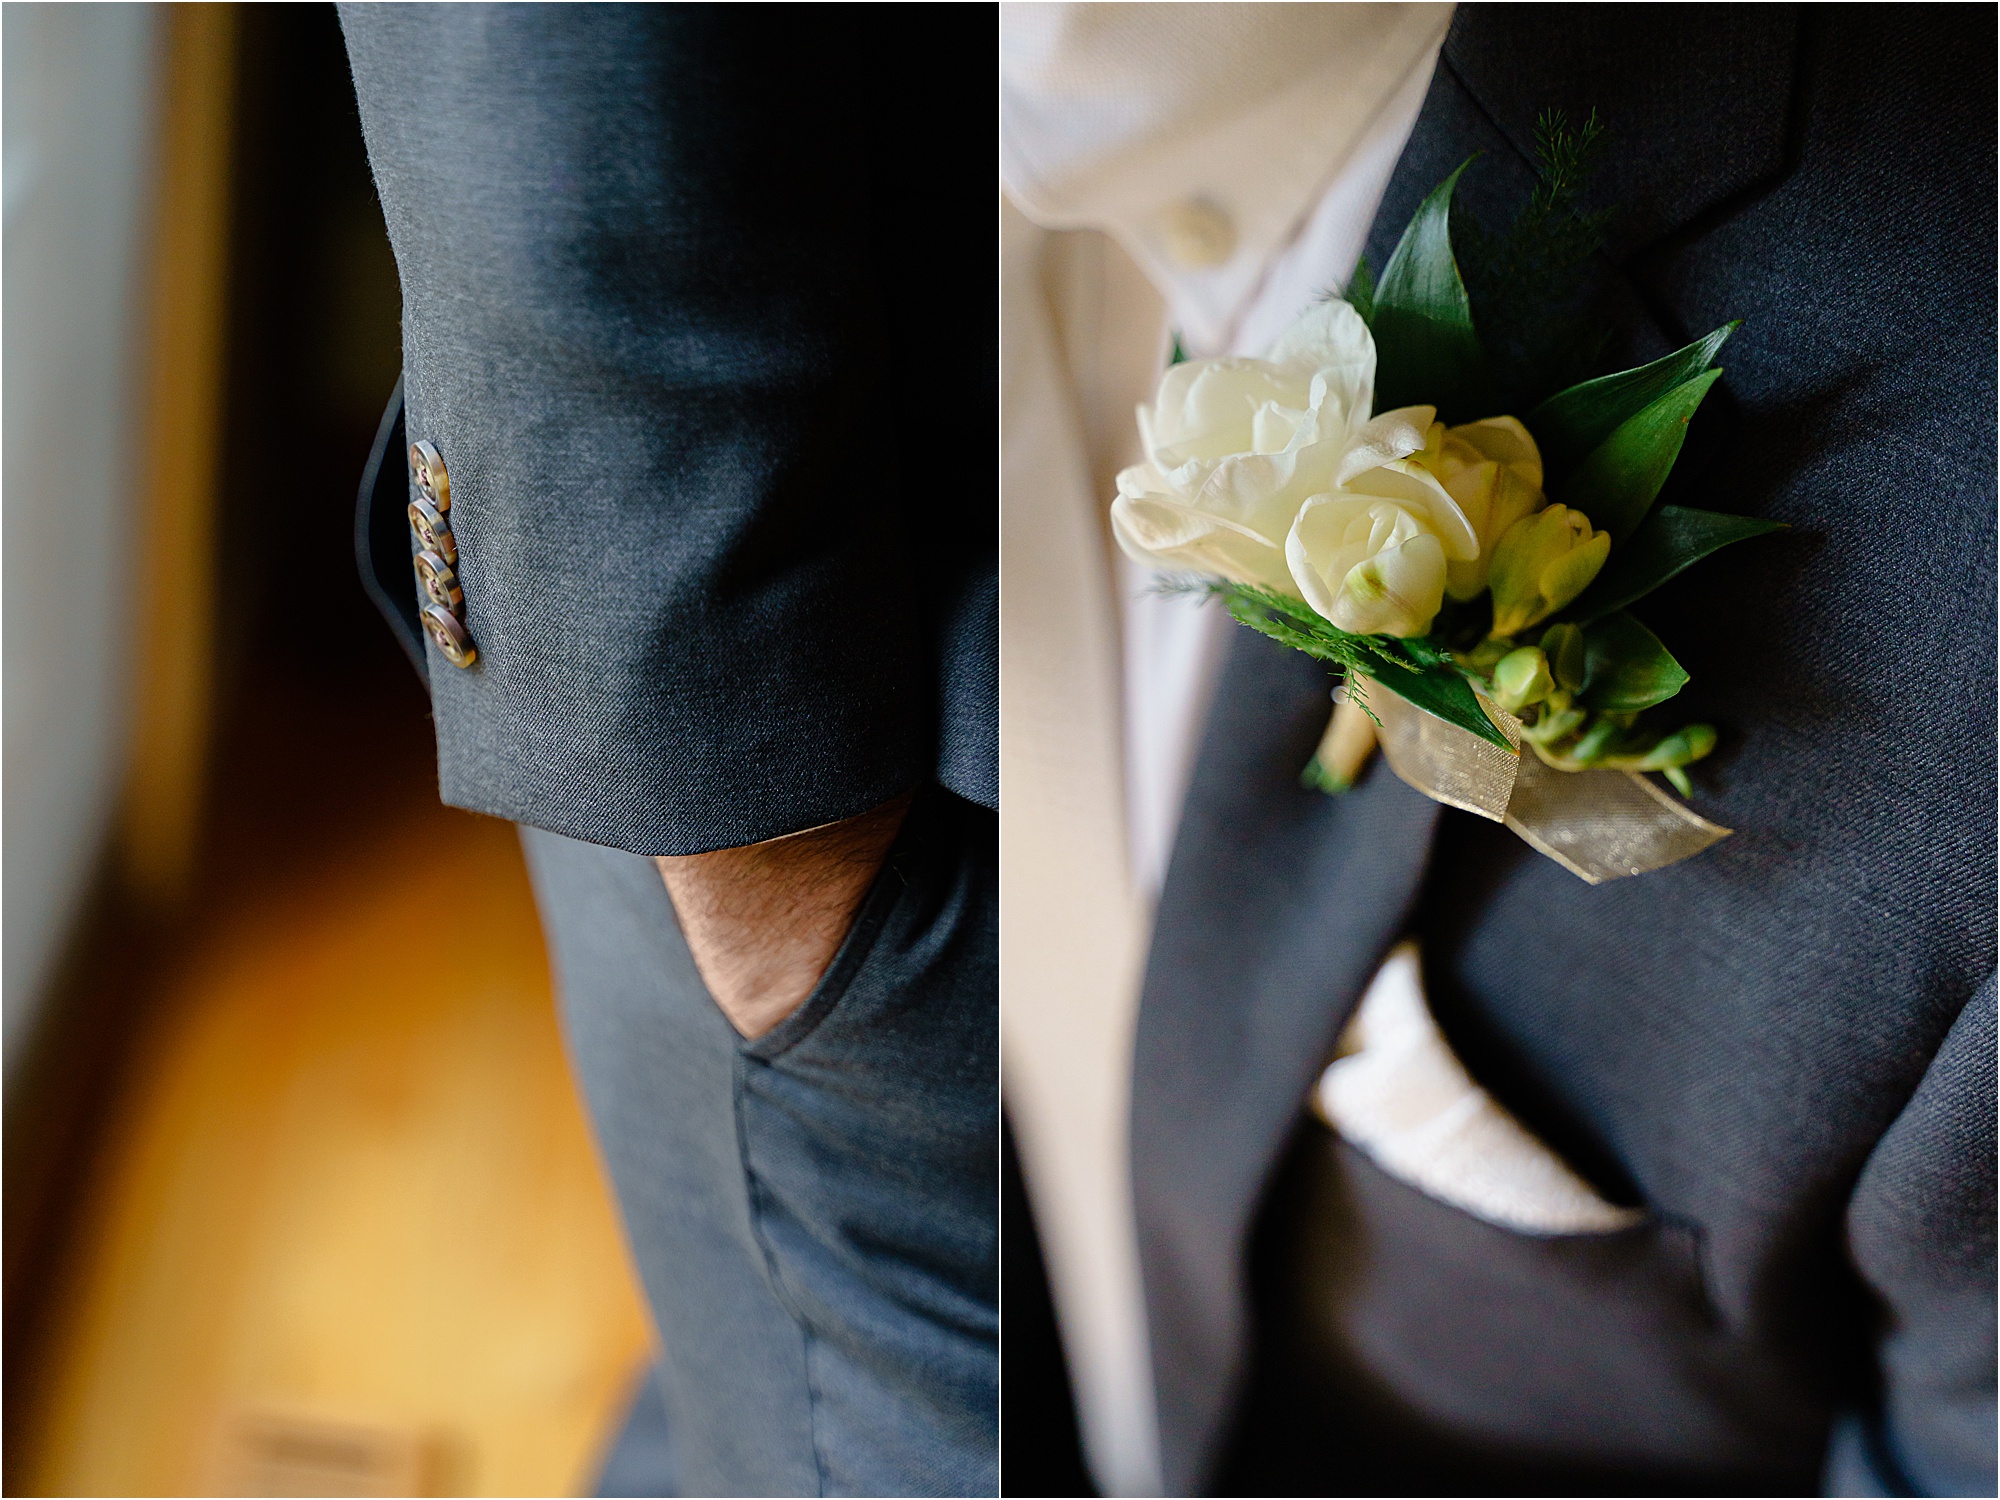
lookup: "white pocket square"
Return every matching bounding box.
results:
[1313,941,1645,1237]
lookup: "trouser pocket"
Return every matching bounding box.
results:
[734,785,999,1497]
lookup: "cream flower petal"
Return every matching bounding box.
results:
[1285,493,1444,637]
[1267,299,1375,430]
[1337,405,1439,486]
[1196,438,1343,537]
[1448,415,1543,489]
[1111,492,1295,593]
[1250,399,1310,455]
[1145,358,1308,465]
[1135,402,1159,464]
[1440,458,1500,532]
[1267,297,1374,373]
[1114,460,1176,501]
[1286,492,1372,621]
[1332,532,1447,637]
[1338,458,1481,562]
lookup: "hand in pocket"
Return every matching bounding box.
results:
[656,790,914,1038]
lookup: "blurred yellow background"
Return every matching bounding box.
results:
[4,5,655,1493]
[19,804,654,1496]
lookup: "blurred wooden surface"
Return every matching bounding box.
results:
[123,1,238,909]
[15,806,655,1496]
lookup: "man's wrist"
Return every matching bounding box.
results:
[656,791,915,1039]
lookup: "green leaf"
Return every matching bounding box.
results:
[1196,579,1508,747]
[1379,634,1457,673]
[1361,662,1511,749]
[1372,158,1489,419]
[1561,369,1721,542]
[1345,256,1376,325]
[1528,323,1737,480]
[1580,612,1688,712]
[1212,583,1370,669]
[1567,504,1788,623]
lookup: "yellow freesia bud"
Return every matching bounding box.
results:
[1422,417,1547,601]
[1492,647,1554,712]
[1489,504,1611,636]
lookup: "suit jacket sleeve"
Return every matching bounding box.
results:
[339,4,940,855]
[1839,975,1997,1497]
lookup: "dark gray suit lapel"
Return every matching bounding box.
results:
[1437,4,1799,264]
[1133,631,1440,1494]
[1131,10,1802,1492]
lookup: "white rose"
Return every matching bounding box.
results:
[1283,391,1484,638]
[1285,447,1480,638]
[1110,300,1378,591]
[1111,298,1483,638]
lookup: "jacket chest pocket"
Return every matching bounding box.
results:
[1252,943,1826,1492]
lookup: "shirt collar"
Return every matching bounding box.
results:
[1002,2,1454,354]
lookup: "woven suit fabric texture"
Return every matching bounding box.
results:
[340,6,999,1494]
[1129,7,1997,1496]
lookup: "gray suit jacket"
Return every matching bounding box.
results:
[1132,8,1996,1495]
[343,4,995,856]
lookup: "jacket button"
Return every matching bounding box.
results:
[409,440,450,509]
[421,603,477,668]
[413,549,463,612]
[407,496,456,565]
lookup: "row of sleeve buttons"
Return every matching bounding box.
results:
[408,439,476,668]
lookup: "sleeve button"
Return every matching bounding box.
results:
[407,496,456,565]
[420,603,477,668]
[408,440,450,509]
[413,549,463,612]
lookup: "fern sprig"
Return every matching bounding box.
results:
[1152,576,1456,681]
[1455,107,1615,407]
[1526,106,1607,229]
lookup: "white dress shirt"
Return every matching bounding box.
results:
[1001,6,1450,1492]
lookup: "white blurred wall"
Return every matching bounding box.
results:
[4,3,160,1063]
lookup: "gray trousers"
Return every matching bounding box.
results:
[520,788,998,1497]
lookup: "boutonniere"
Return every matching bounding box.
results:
[1113,114,1783,883]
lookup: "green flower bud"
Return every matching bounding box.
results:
[1519,704,1586,745]
[1457,636,1514,676]
[1584,723,1718,790]
[1489,505,1611,636]
[1569,714,1625,766]
[1538,622,1587,693]
[1492,647,1554,712]
[1632,723,1718,771]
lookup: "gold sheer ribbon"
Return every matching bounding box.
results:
[1353,679,1732,884]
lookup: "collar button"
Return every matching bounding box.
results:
[1163,197,1236,269]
